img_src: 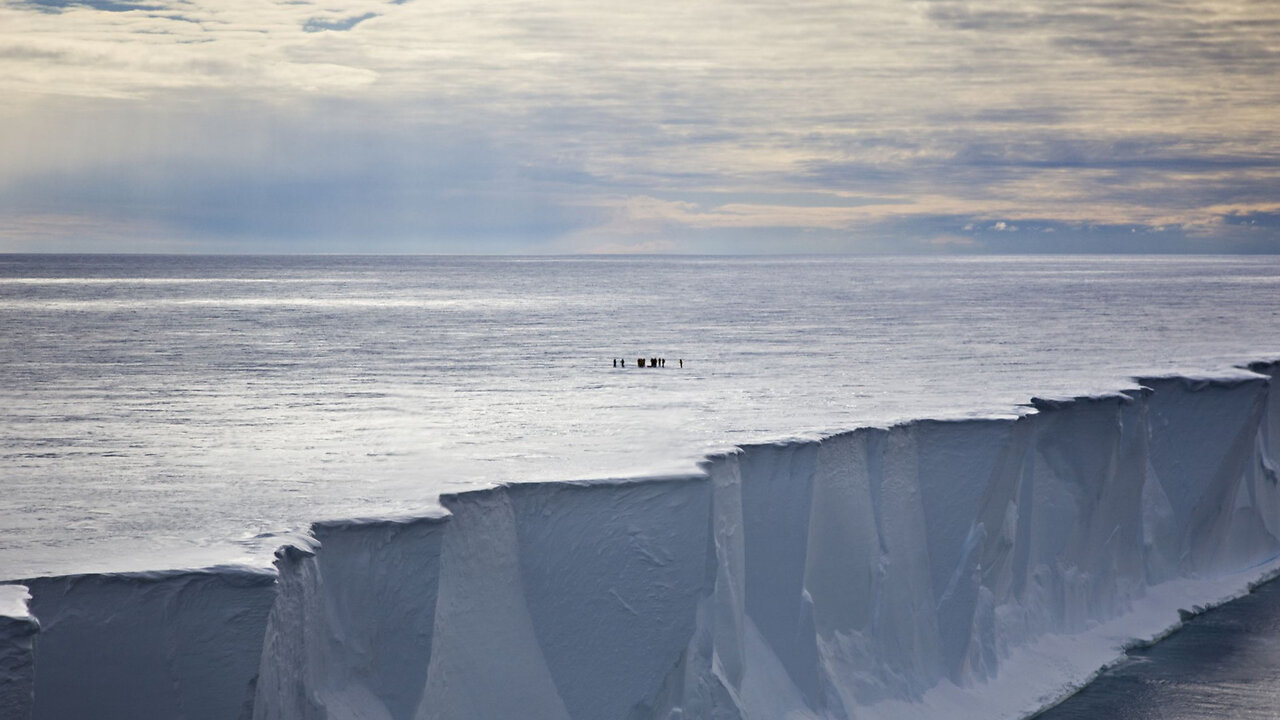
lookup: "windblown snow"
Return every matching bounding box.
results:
[3,360,1279,720]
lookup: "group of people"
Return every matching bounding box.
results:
[613,357,682,368]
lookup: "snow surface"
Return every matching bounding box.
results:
[6,360,1279,720]
[0,585,29,620]
[6,255,1280,580]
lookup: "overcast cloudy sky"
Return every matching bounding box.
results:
[1,0,1278,253]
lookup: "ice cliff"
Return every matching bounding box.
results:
[10,569,276,720]
[3,361,1279,720]
[0,586,36,720]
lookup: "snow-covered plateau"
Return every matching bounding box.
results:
[3,359,1278,720]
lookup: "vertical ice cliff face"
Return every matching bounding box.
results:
[673,366,1280,719]
[253,516,447,720]
[253,478,714,720]
[1247,361,1280,541]
[417,478,715,720]
[0,586,37,720]
[19,568,276,720]
[7,362,1280,720]
[1140,376,1268,577]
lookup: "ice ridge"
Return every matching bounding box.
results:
[2,360,1279,720]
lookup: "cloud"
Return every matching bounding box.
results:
[0,0,1278,252]
[20,0,163,14]
[0,211,193,252]
[923,0,1280,75]
[1223,210,1280,229]
[583,238,677,255]
[302,12,378,33]
[928,233,980,248]
[0,95,607,252]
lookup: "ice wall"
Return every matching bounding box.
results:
[704,369,1279,719]
[253,515,447,720]
[14,568,276,720]
[6,361,1280,720]
[0,586,37,720]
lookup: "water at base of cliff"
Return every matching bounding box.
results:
[1037,577,1280,719]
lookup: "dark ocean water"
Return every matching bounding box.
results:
[1036,577,1280,719]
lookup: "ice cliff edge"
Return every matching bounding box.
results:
[3,360,1280,720]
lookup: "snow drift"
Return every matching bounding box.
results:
[4,361,1279,720]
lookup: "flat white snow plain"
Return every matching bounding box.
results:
[4,256,1280,719]
[4,255,1280,580]
[3,362,1279,720]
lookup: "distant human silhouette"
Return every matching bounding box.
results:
[679,359,683,368]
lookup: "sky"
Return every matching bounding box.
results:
[1,0,1278,254]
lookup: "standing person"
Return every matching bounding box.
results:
[679,359,683,368]
[613,358,617,368]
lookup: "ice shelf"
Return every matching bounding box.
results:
[3,360,1279,720]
